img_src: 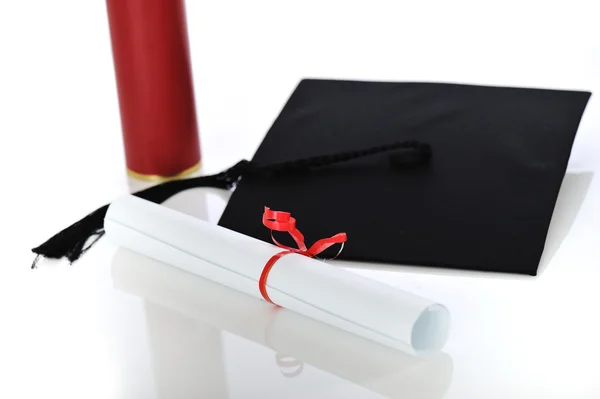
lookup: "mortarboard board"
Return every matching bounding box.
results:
[218,79,591,276]
[32,79,590,277]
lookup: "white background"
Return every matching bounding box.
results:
[0,1,599,398]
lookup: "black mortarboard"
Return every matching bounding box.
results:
[218,79,591,276]
[32,79,590,277]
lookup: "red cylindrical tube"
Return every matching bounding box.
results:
[106,0,201,180]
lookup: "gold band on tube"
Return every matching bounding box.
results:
[127,161,201,182]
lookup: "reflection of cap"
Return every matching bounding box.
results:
[33,79,590,277]
[219,79,591,275]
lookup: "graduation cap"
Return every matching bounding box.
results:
[33,79,590,276]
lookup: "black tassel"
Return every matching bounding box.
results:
[31,141,431,267]
[31,160,253,267]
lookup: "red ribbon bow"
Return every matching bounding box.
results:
[259,207,347,305]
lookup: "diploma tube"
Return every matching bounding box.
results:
[106,0,201,180]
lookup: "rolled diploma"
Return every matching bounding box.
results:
[104,195,450,354]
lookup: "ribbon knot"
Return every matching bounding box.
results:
[259,207,347,305]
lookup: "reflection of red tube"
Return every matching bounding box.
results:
[106,0,201,180]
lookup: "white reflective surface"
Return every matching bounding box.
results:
[12,176,600,398]
[111,246,453,399]
[2,0,600,397]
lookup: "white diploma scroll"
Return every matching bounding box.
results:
[104,195,450,355]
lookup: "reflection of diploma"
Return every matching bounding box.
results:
[144,303,229,399]
[105,195,451,355]
[112,248,454,399]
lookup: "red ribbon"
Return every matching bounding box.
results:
[259,207,347,305]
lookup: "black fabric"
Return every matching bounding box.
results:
[32,142,429,267]
[218,79,591,275]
